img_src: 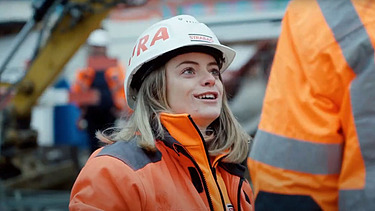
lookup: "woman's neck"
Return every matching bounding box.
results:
[200,128,214,142]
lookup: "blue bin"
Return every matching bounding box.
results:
[53,79,88,149]
[53,104,88,149]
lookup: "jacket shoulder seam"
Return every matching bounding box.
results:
[96,139,162,171]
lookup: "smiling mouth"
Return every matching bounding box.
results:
[194,93,218,100]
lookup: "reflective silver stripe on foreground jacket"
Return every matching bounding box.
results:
[250,130,343,175]
[318,0,375,209]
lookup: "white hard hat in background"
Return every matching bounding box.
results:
[125,14,236,109]
[87,29,110,47]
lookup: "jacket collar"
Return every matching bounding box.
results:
[158,113,246,177]
[159,113,210,164]
[159,113,204,149]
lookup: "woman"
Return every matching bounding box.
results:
[70,15,253,211]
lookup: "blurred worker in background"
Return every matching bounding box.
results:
[70,15,253,210]
[70,29,129,153]
[248,0,375,210]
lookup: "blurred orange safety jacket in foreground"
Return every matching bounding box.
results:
[248,0,375,210]
[70,113,254,210]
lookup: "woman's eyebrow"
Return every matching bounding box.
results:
[176,61,218,68]
[207,62,218,67]
[176,61,198,68]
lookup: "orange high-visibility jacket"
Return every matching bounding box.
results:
[248,0,375,210]
[70,113,254,211]
[70,60,126,111]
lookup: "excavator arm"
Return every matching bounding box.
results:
[0,0,145,188]
[9,0,120,118]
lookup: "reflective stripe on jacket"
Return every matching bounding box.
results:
[248,0,375,210]
[70,113,254,210]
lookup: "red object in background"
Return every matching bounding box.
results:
[69,89,100,106]
[87,56,118,70]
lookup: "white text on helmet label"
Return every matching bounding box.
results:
[128,27,170,66]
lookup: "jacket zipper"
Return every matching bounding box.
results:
[237,178,245,211]
[211,160,227,210]
[175,144,215,210]
[187,116,227,211]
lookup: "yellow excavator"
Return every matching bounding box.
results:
[0,0,146,197]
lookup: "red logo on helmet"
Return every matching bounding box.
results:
[129,27,170,66]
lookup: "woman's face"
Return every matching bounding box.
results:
[165,52,223,130]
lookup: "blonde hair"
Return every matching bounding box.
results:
[97,66,250,163]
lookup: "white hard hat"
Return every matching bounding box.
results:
[87,29,109,47]
[125,15,236,109]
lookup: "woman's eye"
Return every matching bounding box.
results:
[182,68,195,75]
[210,69,220,77]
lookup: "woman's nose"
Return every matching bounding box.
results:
[202,72,216,87]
